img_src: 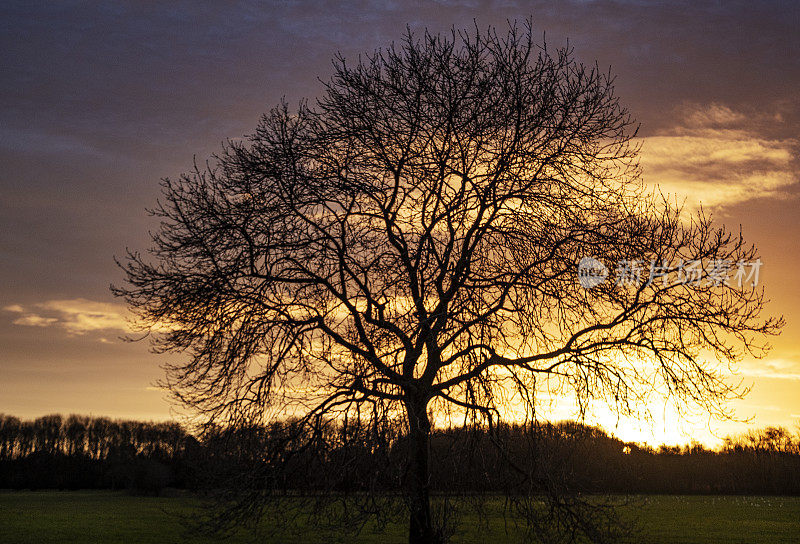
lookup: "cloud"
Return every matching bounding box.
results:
[4,298,131,335]
[11,314,59,327]
[681,103,747,127]
[640,103,798,209]
[738,358,800,381]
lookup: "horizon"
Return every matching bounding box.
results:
[2,410,793,453]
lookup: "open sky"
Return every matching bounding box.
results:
[1,0,798,447]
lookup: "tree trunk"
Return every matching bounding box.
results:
[406,398,436,544]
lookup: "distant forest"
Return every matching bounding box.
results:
[1,414,798,496]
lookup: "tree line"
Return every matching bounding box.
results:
[1,413,798,496]
[0,414,199,493]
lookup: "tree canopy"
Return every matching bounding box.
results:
[115,21,781,544]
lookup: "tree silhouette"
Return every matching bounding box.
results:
[114,21,781,544]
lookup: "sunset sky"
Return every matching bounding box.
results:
[1,1,798,447]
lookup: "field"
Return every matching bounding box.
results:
[0,491,799,543]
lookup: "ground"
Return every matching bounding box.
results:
[0,491,798,543]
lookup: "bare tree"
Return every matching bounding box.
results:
[114,21,781,544]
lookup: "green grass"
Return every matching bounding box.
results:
[631,495,800,544]
[0,491,798,543]
[0,490,213,544]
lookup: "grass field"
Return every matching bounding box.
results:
[1,491,798,543]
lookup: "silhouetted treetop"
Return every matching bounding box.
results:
[114,20,782,544]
